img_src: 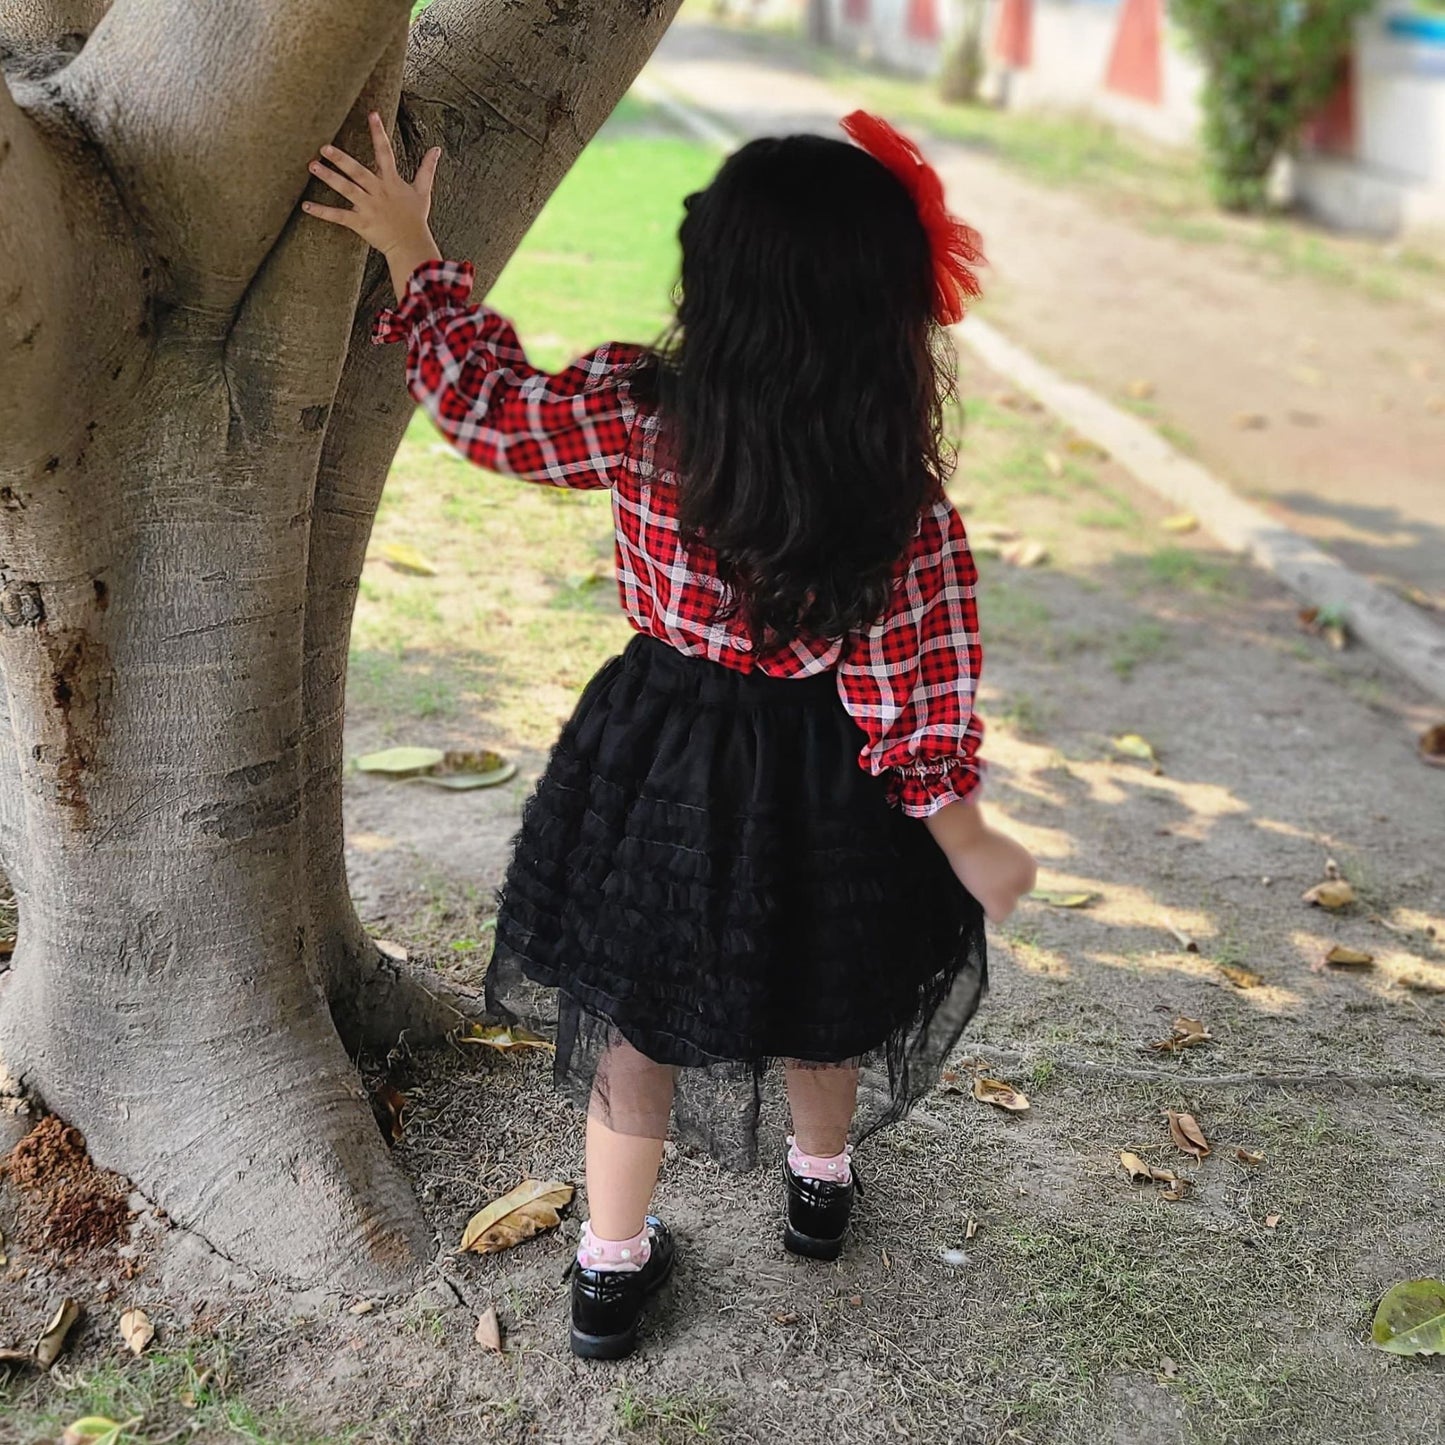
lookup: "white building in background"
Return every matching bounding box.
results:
[818,0,1445,237]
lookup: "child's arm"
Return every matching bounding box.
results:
[836,496,1036,923]
[304,115,641,489]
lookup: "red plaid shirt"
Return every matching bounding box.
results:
[375,259,984,816]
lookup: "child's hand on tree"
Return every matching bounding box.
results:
[303,112,444,301]
[922,797,1037,924]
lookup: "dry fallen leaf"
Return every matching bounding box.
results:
[475,1305,503,1353]
[1303,880,1356,911]
[1066,436,1109,461]
[1165,1110,1211,1160]
[1151,1017,1211,1052]
[965,1218,979,1240]
[1236,1148,1265,1167]
[456,1022,555,1054]
[1323,944,1374,968]
[0,936,14,959]
[1218,963,1263,989]
[119,1308,153,1356]
[1042,450,1064,479]
[1419,724,1445,768]
[372,1082,408,1145]
[972,1077,1030,1113]
[1160,1356,1180,1378]
[1120,1151,1154,1184]
[1234,411,1268,430]
[459,1179,574,1255]
[1158,1178,1193,1202]
[374,938,408,963]
[772,1310,800,1325]
[35,1298,81,1370]
[1000,539,1049,569]
[1127,379,1155,400]
[1263,1213,1282,1230]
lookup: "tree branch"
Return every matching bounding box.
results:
[0,69,139,464]
[301,0,684,938]
[59,0,409,309]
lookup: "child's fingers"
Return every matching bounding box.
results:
[368,111,399,178]
[319,144,377,190]
[301,200,360,231]
[414,146,442,198]
[309,160,366,202]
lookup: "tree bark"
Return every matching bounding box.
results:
[0,0,682,1291]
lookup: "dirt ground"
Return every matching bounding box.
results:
[3,39,1445,1445]
[4,344,1443,1444]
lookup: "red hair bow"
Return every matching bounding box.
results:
[840,110,984,326]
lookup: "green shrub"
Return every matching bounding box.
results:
[1172,0,1376,212]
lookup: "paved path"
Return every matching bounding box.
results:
[646,23,1445,608]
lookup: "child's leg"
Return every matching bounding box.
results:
[784,1062,859,1157]
[585,1036,677,1242]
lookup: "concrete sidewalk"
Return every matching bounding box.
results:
[645,22,1445,613]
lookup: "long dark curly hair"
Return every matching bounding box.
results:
[638,132,959,647]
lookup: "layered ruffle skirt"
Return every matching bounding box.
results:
[485,634,987,1167]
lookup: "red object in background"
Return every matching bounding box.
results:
[993,0,1033,69]
[1304,57,1357,156]
[906,0,942,43]
[1105,0,1163,105]
[843,0,868,24]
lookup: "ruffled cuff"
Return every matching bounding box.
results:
[371,258,476,345]
[885,757,983,819]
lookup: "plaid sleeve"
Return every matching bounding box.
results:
[836,496,985,818]
[372,258,643,489]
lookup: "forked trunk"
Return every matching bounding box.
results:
[0,0,681,1291]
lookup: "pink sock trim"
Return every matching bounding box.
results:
[577,1220,653,1274]
[788,1135,854,1185]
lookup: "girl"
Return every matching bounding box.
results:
[306,110,1036,1361]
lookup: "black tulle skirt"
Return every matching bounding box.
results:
[485,634,987,1168]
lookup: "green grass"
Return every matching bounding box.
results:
[615,1385,722,1440]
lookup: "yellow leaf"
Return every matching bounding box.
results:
[972,1077,1030,1112]
[456,1023,555,1054]
[1119,1151,1154,1183]
[1165,1110,1211,1159]
[1302,880,1356,911]
[1066,436,1108,460]
[1112,734,1162,773]
[60,1419,134,1445]
[1030,890,1096,909]
[1219,963,1263,989]
[378,541,438,576]
[119,1308,153,1356]
[459,1179,574,1254]
[1127,379,1155,400]
[1159,1178,1192,1202]
[1042,450,1064,479]
[1160,514,1198,535]
[1323,944,1374,967]
[475,1305,503,1353]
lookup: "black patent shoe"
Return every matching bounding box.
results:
[783,1162,860,1262]
[568,1216,675,1361]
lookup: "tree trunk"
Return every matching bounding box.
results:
[0,0,681,1292]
